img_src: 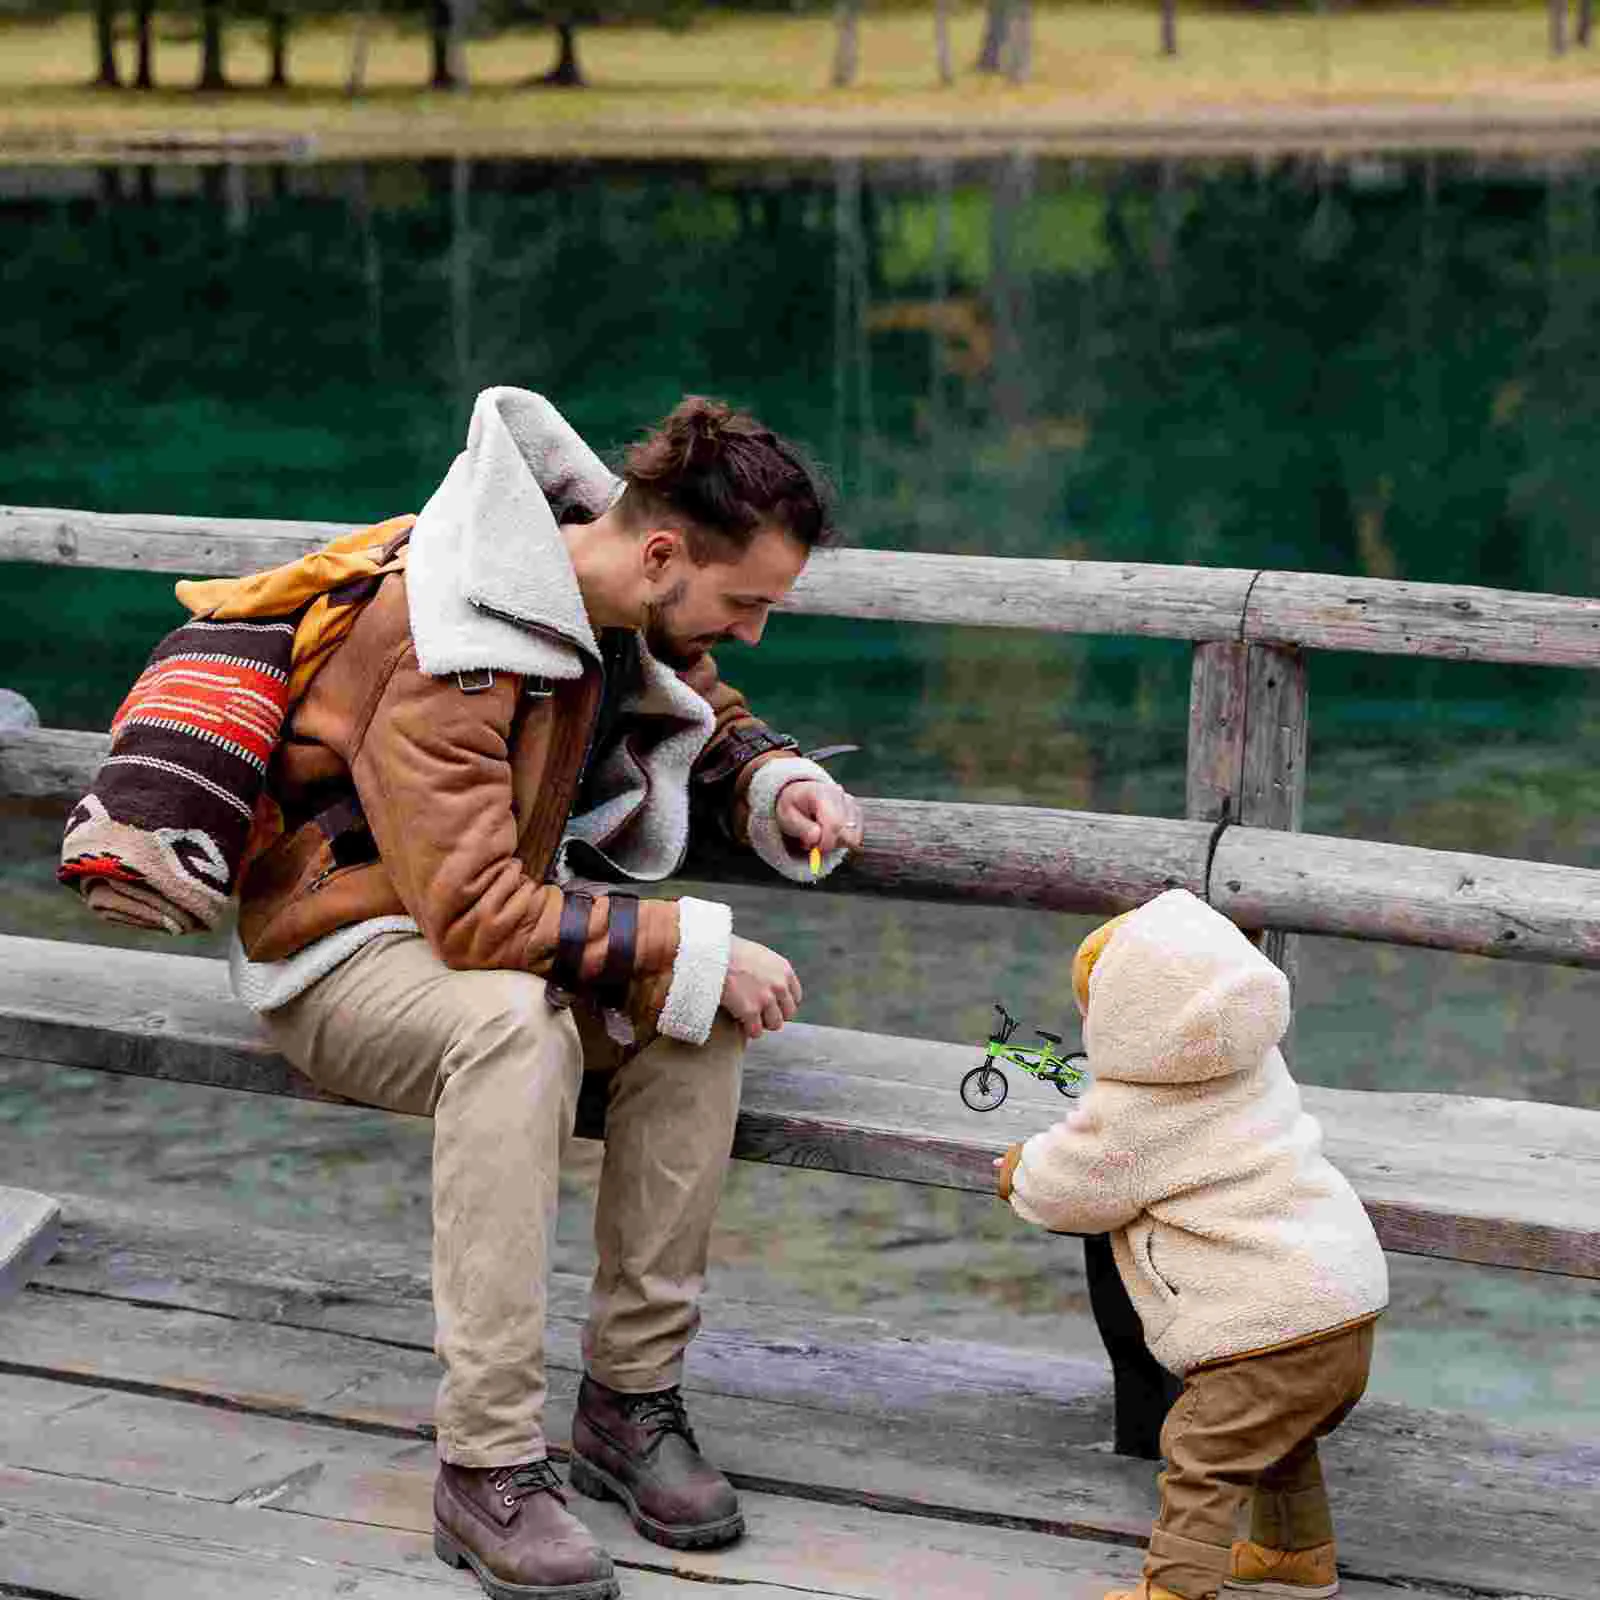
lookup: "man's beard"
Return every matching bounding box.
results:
[642,580,720,669]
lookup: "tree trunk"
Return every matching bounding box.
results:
[538,20,583,85]
[1160,0,1177,57]
[1551,0,1568,55]
[1004,0,1031,82]
[430,0,457,88]
[134,0,155,89]
[1579,0,1593,46]
[267,9,290,88]
[832,0,860,88]
[93,0,120,88]
[198,0,227,90]
[976,0,1008,73]
[346,0,376,96]
[935,0,953,85]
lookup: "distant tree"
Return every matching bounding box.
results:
[265,2,291,85]
[133,0,156,87]
[974,0,1029,81]
[1160,0,1176,56]
[485,0,692,91]
[934,0,951,84]
[198,0,229,87]
[93,0,120,86]
[832,0,859,87]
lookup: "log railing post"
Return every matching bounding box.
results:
[1186,640,1308,982]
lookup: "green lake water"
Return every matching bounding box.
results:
[0,152,1595,1439]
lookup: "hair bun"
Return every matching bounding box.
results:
[676,396,733,471]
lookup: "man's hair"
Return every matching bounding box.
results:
[620,396,838,561]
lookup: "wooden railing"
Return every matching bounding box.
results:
[1,504,1597,1285]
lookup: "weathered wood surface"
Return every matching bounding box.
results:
[1243,568,1600,668]
[1,939,1596,1276]
[1210,827,1600,966]
[0,1197,1592,1598]
[1185,640,1307,979]
[10,726,1600,967]
[0,1185,59,1303]
[6,504,1599,665]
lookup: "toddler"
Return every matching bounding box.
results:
[996,889,1388,1600]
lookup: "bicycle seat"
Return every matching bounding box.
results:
[1034,1030,1062,1044]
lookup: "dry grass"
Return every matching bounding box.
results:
[3,6,1600,157]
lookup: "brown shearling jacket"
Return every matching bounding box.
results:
[236,572,792,1035]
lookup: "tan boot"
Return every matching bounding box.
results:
[1103,1584,1193,1600]
[569,1376,744,1550]
[1225,1539,1340,1598]
[434,1459,618,1600]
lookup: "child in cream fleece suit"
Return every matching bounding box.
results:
[996,889,1388,1600]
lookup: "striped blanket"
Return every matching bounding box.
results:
[59,615,297,934]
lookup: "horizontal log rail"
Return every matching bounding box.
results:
[6,726,1597,968]
[2,936,1595,1278]
[4,505,1598,666]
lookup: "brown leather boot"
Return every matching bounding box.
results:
[568,1377,744,1550]
[434,1458,618,1600]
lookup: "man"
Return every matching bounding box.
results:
[230,387,863,1600]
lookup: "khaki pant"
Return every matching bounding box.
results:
[1144,1320,1377,1599]
[261,931,745,1468]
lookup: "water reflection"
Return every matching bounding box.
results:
[0,151,1595,1100]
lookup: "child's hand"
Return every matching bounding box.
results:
[994,1143,1024,1200]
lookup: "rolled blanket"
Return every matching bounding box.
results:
[59,614,298,934]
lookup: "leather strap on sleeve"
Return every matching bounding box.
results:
[546,890,594,1009]
[595,892,639,1014]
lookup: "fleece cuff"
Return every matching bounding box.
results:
[658,896,734,1045]
[746,756,848,884]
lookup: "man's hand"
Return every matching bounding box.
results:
[721,935,803,1040]
[775,780,865,856]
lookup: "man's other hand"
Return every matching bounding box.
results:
[775,780,865,856]
[722,935,803,1040]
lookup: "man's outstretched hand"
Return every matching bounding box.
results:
[721,935,803,1040]
[775,780,865,857]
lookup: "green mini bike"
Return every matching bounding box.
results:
[960,1003,1089,1112]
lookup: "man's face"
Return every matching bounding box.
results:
[643,523,809,669]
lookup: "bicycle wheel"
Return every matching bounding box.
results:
[1052,1054,1090,1097]
[960,1064,1008,1112]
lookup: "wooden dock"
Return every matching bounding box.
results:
[1,505,1597,1599]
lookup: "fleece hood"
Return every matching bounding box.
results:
[1085,889,1290,1086]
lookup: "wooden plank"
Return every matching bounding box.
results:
[1212,826,1600,968]
[0,504,358,578]
[0,1464,807,1600]
[6,505,1597,666]
[1,1259,1593,1599]
[1245,568,1600,669]
[0,1186,59,1303]
[0,1372,1468,1600]
[0,722,104,801]
[0,938,1596,1274]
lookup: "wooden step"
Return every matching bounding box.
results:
[0,1185,59,1303]
[0,934,1596,1278]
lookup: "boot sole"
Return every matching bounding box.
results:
[1224,1580,1340,1598]
[567,1451,746,1551]
[433,1525,620,1600]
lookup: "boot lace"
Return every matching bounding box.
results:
[623,1387,699,1453]
[488,1459,566,1507]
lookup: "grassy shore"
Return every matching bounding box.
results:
[4,5,1600,160]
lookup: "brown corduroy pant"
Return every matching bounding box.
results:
[260,930,745,1468]
[1143,1319,1377,1599]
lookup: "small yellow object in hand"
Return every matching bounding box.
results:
[809,845,823,876]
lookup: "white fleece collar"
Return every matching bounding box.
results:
[406,387,622,680]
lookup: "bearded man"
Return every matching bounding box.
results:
[230,388,863,1600]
